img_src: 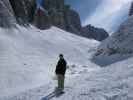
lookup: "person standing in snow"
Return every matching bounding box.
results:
[55,54,67,91]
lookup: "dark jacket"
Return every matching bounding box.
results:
[55,58,67,75]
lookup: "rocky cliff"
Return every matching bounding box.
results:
[0,0,108,41]
[9,0,36,25]
[81,25,109,41]
[129,2,133,16]
[0,0,16,27]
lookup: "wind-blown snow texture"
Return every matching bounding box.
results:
[0,26,99,99]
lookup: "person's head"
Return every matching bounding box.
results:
[59,54,64,59]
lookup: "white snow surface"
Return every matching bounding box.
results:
[1,26,133,100]
[2,48,133,100]
[0,26,99,99]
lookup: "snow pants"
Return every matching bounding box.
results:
[57,74,65,89]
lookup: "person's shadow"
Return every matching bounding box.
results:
[41,90,65,100]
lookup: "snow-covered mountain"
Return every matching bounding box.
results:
[1,26,133,100]
[1,0,108,41]
[1,1,133,100]
[92,15,133,66]
[0,26,99,98]
[1,9,133,100]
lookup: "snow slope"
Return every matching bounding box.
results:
[3,49,133,100]
[1,25,133,100]
[92,15,133,66]
[0,26,99,98]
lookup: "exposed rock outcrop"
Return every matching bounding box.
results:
[48,8,66,29]
[34,0,108,41]
[0,0,16,27]
[129,2,133,16]
[81,25,109,41]
[34,0,82,33]
[64,7,82,34]
[2,0,108,41]
[92,16,133,66]
[9,0,36,25]
[34,8,51,29]
[43,0,64,10]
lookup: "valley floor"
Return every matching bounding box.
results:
[2,57,133,100]
[1,26,133,100]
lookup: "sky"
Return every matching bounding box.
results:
[36,0,132,33]
[65,0,102,21]
[65,0,132,33]
[36,0,44,8]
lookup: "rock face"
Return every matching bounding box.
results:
[48,8,66,29]
[35,0,82,33]
[9,0,36,24]
[43,0,64,10]
[81,25,109,41]
[129,2,133,16]
[34,8,51,29]
[0,0,16,27]
[34,0,66,29]
[64,8,82,34]
[32,0,108,41]
[92,16,133,66]
[1,0,108,41]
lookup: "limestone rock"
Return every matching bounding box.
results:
[81,25,109,41]
[9,0,36,24]
[34,8,51,29]
[0,0,16,28]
